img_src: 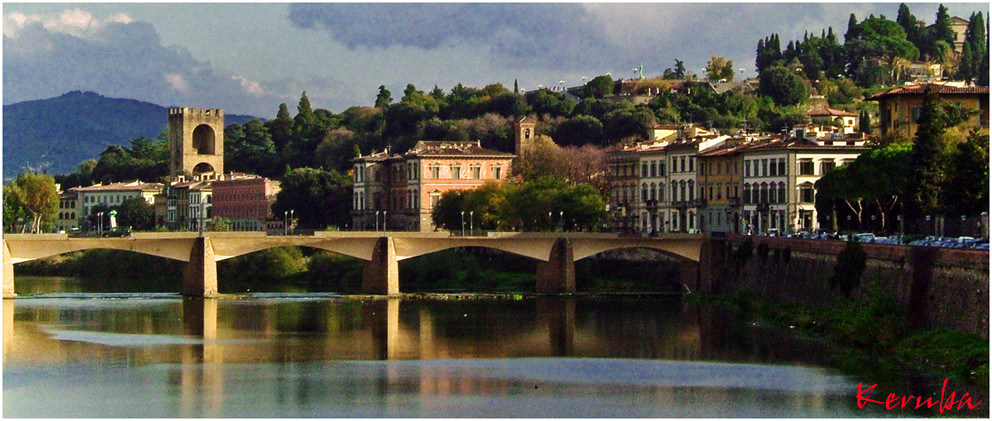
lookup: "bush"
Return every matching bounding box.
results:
[829,240,867,297]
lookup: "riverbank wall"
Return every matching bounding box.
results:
[712,235,988,338]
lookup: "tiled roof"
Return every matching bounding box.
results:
[75,181,164,192]
[404,141,513,158]
[868,83,989,100]
[807,107,857,117]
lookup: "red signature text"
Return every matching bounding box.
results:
[857,379,983,413]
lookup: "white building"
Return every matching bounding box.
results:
[739,134,867,234]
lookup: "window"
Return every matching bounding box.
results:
[716,183,722,200]
[641,183,648,202]
[672,157,678,173]
[493,166,502,180]
[658,183,664,201]
[798,159,814,175]
[471,165,481,179]
[431,165,441,179]
[430,192,441,209]
[642,162,648,177]
[650,161,657,178]
[761,159,768,176]
[778,158,786,175]
[650,183,657,201]
[744,160,751,177]
[688,157,694,172]
[452,164,461,179]
[659,162,666,176]
[680,156,686,172]
[820,160,836,174]
[799,185,815,203]
[778,182,786,203]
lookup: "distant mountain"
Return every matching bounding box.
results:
[2,91,258,180]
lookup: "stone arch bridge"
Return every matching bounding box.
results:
[2,232,725,298]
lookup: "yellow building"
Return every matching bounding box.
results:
[869,83,989,138]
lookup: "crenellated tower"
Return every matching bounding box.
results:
[169,108,224,180]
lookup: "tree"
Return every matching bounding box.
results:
[758,65,809,106]
[225,119,279,177]
[845,16,920,83]
[375,85,393,108]
[583,75,614,99]
[896,3,924,50]
[273,167,353,229]
[906,84,948,220]
[116,196,155,231]
[266,103,294,153]
[943,129,989,218]
[553,115,605,146]
[930,5,956,55]
[706,56,735,81]
[5,172,59,233]
[815,143,912,232]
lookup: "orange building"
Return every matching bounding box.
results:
[352,140,514,232]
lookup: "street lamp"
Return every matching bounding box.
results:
[897,215,904,243]
[560,211,564,232]
[461,211,466,236]
[284,210,288,235]
[375,211,381,232]
[469,211,474,236]
[289,209,294,235]
[97,211,104,236]
[382,210,387,232]
[548,211,553,231]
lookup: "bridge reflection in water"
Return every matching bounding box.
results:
[3,296,861,417]
[3,232,720,297]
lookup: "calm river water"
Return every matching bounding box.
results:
[1,277,919,417]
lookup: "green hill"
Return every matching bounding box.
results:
[3,91,256,180]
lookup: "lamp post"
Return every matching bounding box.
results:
[97,211,104,236]
[460,211,465,236]
[469,211,474,236]
[289,209,294,235]
[375,211,381,232]
[926,215,931,237]
[284,210,288,235]
[897,215,904,243]
[548,211,552,231]
[382,210,387,232]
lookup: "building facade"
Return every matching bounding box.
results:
[74,181,164,230]
[210,177,281,231]
[738,135,868,235]
[869,83,989,138]
[351,140,514,232]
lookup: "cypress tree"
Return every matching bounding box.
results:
[907,84,947,220]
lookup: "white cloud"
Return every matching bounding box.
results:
[3,9,135,40]
[233,75,264,96]
[164,73,189,93]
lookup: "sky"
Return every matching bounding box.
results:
[3,2,988,119]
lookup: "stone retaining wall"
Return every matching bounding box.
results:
[717,235,988,338]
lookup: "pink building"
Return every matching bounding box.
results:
[209,177,280,231]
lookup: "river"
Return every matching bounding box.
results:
[0,276,968,417]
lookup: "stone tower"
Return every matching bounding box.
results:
[169,108,224,180]
[513,116,536,159]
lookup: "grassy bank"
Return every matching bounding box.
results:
[697,287,988,389]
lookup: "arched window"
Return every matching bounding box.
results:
[687,180,694,201]
[641,183,648,202]
[743,183,751,204]
[778,182,787,203]
[650,183,656,201]
[658,182,664,202]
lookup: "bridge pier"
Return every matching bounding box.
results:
[3,240,14,298]
[182,237,219,298]
[697,234,727,293]
[536,238,575,293]
[362,237,399,295]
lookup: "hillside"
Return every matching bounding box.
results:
[2,91,257,180]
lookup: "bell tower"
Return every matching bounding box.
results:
[169,108,224,180]
[513,116,536,159]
